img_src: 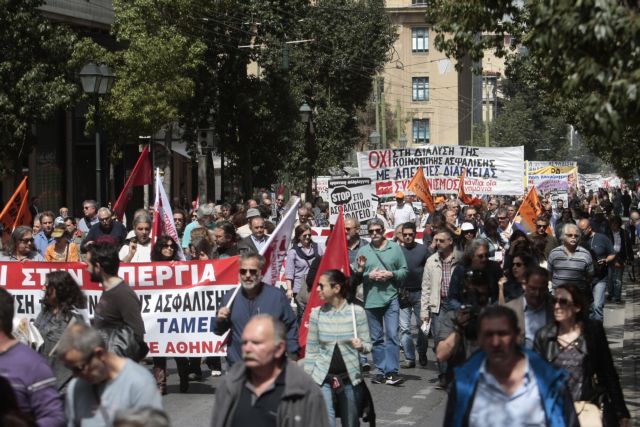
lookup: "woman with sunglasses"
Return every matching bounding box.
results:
[534,283,630,427]
[497,251,535,304]
[34,271,87,392]
[303,269,371,427]
[0,226,44,261]
[150,235,192,394]
[285,224,324,314]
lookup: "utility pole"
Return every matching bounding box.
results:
[380,80,387,148]
[396,100,402,146]
[485,76,490,147]
[470,73,474,145]
[374,76,380,146]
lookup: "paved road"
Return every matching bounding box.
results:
[159,301,628,427]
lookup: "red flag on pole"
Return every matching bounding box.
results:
[113,145,152,220]
[298,208,350,358]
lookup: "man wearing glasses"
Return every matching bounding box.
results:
[78,199,99,235]
[80,207,127,252]
[527,215,559,259]
[59,323,161,427]
[216,254,299,365]
[547,223,594,300]
[352,218,408,385]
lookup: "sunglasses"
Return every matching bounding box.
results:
[536,224,547,228]
[497,216,507,220]
[173,217,184,222]
[162,244,175,249]
[402,233,415,237]
[463,230,476,234]
[368,228,383,235]
[19,238,34,244]
[301,234,312,239]
[239,268,259,276]
[98,217,111,223]
[550,296,573,307]
[512,262,524,267]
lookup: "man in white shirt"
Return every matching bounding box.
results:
[119,214,152,262]
[389,192,416,228]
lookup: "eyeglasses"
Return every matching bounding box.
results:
[67,351,96,374]
[497,216,507,220]
[536,224,547,228]
[402,233,415,237]
[173,217,184,222]
[550,296,573,307]
[83,206,92,210]
[368,228,383,235]
[19,238,34,244]
[301,234,312,239]
[463,230,476,234]
[512,262,524,267]
[239,268,259,276]
[162,244,175,249]
[98,217,111,223]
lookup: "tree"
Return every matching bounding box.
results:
[425,0,640,178]
[0,0,78,176]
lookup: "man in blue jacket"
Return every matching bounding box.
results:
[444,305,578,427]
[216,253,299,365]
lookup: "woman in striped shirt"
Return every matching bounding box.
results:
[304,269,372,427]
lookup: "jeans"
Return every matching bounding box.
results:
[365,297,400,375]
[590,278,607,322]
[321,382,362,427]
[399,290,427,361]
[607,266,624,302]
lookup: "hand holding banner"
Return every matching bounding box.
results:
[407,167,435,213]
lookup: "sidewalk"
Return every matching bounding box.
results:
[620,276,639,424]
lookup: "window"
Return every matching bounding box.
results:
[412,0,427,4]
[412,27,429,53]
[412,77,429,101]
[412,119,430,144]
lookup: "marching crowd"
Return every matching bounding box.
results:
[0,184,635,427]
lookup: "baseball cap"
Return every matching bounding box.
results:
[461,222,476,232]
[51,225,66,239]
[395,191,405,199]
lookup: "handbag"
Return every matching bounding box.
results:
[574,401,603,427]
[98,326,148,362]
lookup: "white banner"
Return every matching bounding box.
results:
[260,198,299,286]
[357,146,524,196]
[328,178,376,225]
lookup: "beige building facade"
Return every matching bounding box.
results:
[381,0,473,148]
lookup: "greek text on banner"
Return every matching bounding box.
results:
[3,258,240,357]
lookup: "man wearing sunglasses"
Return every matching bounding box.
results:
[352,218,408,385]
[216,254,299,365]
[59,323,161,426]
[527,215,559,260]
[547,223,594,299]
[80,207,127,253]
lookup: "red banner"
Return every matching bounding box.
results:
[113,145,152,220]
[5,258,240,356]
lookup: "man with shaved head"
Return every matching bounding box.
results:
[211,315,328,427]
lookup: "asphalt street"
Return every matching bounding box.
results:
[159,301,628,427]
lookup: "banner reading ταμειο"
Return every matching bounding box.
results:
[4,258,240,357]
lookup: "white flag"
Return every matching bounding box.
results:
[260,197,300,285]
[152,169,186,260]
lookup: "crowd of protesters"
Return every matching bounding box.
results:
[0,184,635,426]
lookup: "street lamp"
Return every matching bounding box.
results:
[80,62,115,206]
[299,102,315,198]
[369,131,380,150]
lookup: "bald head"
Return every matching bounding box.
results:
[241,315,286,370]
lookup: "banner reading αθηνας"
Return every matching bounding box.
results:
[3,258,240,357]
[357,145,524,197]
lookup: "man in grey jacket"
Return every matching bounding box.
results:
[211,315,328,427]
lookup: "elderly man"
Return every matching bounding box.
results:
[547,223,593,300]
[353,218,408,385]
[78,199,99,234]
[216,254,299,365]
[182,204,216,249]
[388,191,416,228]
[577,218,616,322]
[211,315,328,427]
[119,214,152,263]
[0,288,65,427]
[236,208,261,239]
[237,216,269,255]
[443,306,577,427]
[80,207,128,252]
[504,266,554,349]
[59,324,161,426]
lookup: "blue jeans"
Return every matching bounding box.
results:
[590,278,607,322]
[399,290,427,361]
[365,297,400,375]
[607,266,624,302]
[321,382,361,427]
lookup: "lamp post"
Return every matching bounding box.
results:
[80,62,115,207]
[299,102,315,198]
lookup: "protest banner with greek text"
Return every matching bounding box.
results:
[328,178,375,225]
[357,145,524,196]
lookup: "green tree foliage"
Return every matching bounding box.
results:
[0,0,78,175]
[425,0,640,178]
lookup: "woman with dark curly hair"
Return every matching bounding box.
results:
[34,271,87,392]
[151,235,193,394]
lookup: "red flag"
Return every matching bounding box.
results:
[458,170,483,207]
[113,145,152,220]
[298,208,350,358]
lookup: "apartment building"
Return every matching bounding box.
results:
[381,0,477,148]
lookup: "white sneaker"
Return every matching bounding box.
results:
[210,370,222,377]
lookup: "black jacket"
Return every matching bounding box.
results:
[533,320,630,425]
[612,228,633,264]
